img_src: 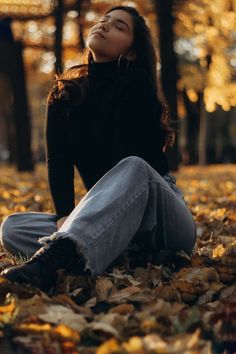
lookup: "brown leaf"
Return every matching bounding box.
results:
[219,284,236,300]
[107,286,141,304]
[154,285,181,302]
[141,298,187,318]
[86,321,120,339]
[84,297,97,308]
[95,277,114,301]
[38,304,87,332]
[109,303,135,315]
[133,267,150,283]
[15,294,46,320]
[172,267,219,297]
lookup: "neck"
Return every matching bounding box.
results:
[92,57,117,63]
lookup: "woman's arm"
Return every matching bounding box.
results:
[112,69,166,171]
[45,98,75,219]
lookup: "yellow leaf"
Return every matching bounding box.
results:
[122,336,144,352]
[16,323,52,333]
[0,294,17,314]
[212,244,225,258]
[53,324,80,341]
[96,338,120,354]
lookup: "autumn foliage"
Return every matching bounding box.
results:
[0,163,235,353]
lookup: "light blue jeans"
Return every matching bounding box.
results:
[0,156,196,277]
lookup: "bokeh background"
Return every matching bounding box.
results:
[0,0,236,171]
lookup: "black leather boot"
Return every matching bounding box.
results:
[0,237,77,292]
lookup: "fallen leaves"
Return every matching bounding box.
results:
[0,164,236,353]
[37,304,87,332]
[97,329,212,354]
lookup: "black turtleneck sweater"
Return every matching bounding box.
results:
[45,60,170,219]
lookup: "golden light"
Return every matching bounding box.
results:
[1,0,235,114]
[175,0,236,111]
[187,89,199,103]
[0,0,53,17]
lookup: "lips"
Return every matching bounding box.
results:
[92,31,106,40]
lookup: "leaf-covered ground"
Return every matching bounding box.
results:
[0,163,235,354]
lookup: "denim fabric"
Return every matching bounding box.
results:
[0,156,196,277]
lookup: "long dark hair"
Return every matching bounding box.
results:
[48,5,175,149]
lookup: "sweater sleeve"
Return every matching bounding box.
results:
[111,69,167,173]
[45,100,75,219]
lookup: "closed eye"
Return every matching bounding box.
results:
[99,20,125,31]
[116,25,124,31]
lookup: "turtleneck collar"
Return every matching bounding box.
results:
[88,58,134,81]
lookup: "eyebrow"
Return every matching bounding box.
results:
[101,14,130,30]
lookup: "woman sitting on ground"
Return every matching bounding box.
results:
[0,5,196,293]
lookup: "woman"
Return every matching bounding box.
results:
[0,6,196,293]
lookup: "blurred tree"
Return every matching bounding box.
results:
[0,17,14,42]
[1,0,235,166]
[153,0,179,171]
[174,0,236,165]
[0,17,34,171]
[54,0,64,73]
[75,0,91,50]
[182,89,201,164]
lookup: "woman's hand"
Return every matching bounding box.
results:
[56,216,68,230]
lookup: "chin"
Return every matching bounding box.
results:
[88,40,105,52]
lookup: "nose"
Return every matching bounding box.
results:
[99,22,108,32]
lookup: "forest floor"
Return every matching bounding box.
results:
[0,163,235,354]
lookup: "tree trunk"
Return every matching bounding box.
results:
[183,90,200,164]
[153,0,179,171]
[54,0,64,73]
[0,41,34,171]
[11,42,34,171]
[76,0,85,50]
[199,92,207,165]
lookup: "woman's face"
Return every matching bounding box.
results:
[86,9,135,62]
